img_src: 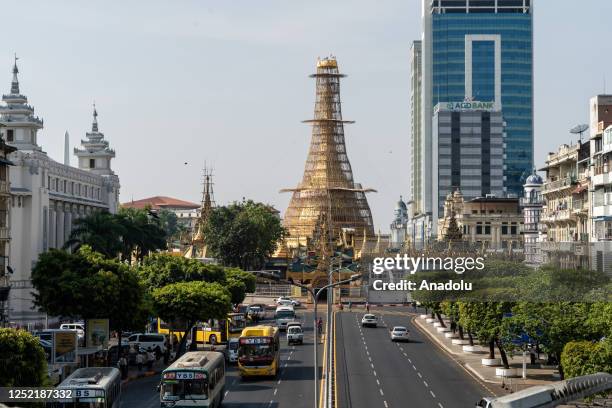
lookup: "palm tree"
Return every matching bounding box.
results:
[64,211,126,258]
[117,208,167,263]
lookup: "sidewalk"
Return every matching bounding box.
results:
[413,314,559,393]
[121,358,166,386]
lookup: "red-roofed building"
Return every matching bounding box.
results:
[122,196,200,231]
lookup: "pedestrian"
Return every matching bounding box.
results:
[136,351,145,371]
[146,348,155,371]
[128,344,137,366]
[366,302,370,313]
[163,345,170,365]
[348,301,352,311]
[317,317,323,336]
[118,353,128,379]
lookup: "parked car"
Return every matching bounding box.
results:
[59,323,85,341]
[390,326,409,342]
[126,333,166,354]
[361,314,378,328]
[275,297,301,307]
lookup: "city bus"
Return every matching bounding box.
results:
[157,313,246,344]
[159,351,225,408]
[237,325,280,378]
[55,367,121,408]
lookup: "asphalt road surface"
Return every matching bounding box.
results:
[121,311,321,408]
[335,310,489,408]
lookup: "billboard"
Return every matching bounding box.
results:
[53,330,78,364]
[86,319,109,348]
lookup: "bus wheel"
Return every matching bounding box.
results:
[209,335,217,345]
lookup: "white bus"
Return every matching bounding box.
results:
[160,351,225,408]
[55,367,121,408]
[274,305,296,331]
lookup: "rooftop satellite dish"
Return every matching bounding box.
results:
[570,124,589,143]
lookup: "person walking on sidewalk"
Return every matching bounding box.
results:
[317,317,323,336]
[136,351,145,371]
[366,302,370,313]
[146,348,155,371]
[118,353,128,379]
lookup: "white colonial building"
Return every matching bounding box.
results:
[0,59,120,325]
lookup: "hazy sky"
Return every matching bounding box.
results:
[4,1,612,231]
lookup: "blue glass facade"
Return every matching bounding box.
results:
[431,13,533,196]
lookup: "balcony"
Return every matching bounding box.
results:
[0,180,9,195]
[542,176,575,193]
[0,227,9,240]
[572,199,588,213]
[520,196,544,206]
[541,209,573,224]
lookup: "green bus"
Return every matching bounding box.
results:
[159,351,225,408]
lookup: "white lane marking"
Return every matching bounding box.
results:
[412,365,416,370]
[408,358,412,363]
[277,379,281,385]
[224,391,229,397]
[384,401,388,408]
[417,372,422,378]
[379,389,384,396]
[368,356,372,362]
[399,347,404,351]
[274,388,278,396]
[373,370,377,377]
[423,381,429,388]
[288,356,291,360]
[370,363,374,369]
[438,403,444,408]
[430,390,436,398]
[376,379,380,385]
[403,353,407,357]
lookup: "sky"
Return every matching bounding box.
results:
[4,0,612,232]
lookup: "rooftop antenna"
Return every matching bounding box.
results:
[570,124,589,144]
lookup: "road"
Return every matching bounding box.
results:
[121,311,321,408]
[335,309,489,408]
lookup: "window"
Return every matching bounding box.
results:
[6,129,13,142]
[502,226,508,235]
[90,158,95,168]
[484,226,491,235]
[511,226,518,235]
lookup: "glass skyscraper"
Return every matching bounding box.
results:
[410,0,533,244]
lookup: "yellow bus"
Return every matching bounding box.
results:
[237,325,280,378]
[157,313,247,345]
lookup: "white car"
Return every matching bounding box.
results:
[127,333,166,354]
[287,322,303,345]
[275,297,301,307]
[227,338,239,363]
[361,314,378,328]
[59,323,85,340]
[390,326,409,342]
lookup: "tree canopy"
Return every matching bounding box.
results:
[203,200,285,270]
[0,329,48,387]
[31,246,148,332]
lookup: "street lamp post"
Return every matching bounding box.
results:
[254,271,360,408]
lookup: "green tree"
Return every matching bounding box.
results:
[31,246,148,345]
[561,338,612,379]
[117,207,167,262]
[64,211,125,258]
[204,200,285,270]
[152,281,232,356]
[138,254,226,289]
[0,328,48,387]
[138,254,256,305]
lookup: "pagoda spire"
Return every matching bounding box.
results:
[92,102,99,132]
[11,54,19,94]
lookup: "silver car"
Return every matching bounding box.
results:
[361,314,378,328]
[390,326,409,342]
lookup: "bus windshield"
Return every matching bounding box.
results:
[161,379,208,401]
[239,337,274,365]
[229,314,246,334]
[275,310,295,319]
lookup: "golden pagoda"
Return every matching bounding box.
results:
[184,167,215,259]
[281,56,375,276]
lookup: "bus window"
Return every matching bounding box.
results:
[162,379,208,401]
